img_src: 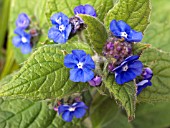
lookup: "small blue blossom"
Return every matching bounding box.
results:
[74,4,97,17]
[16,13,30,29]
[58,102,88,122]
[112,55,143,84]
[48,12,72,43]
[142,67,153,80]
[12,28,32,54]
[136,80,152,95]
[110,20,143,42]
[64,50,95,82]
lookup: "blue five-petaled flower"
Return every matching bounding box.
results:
[110,20,143,42]
[58,102,88,122]
[12,28,32,54]
[48,12,72,43]
[112,55,143,84]
[74,4,97,17]
[64,50,95,82]
[16,13,30,29]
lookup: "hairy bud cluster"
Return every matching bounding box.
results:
[103,37,132,70]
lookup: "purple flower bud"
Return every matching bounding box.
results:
[108,63,114,71]
[142,68,153,80]
[116,46,122,51]
[54,107,58,111]
[88,76,102,86]
[16,13,30,29]
[106,42,114,50]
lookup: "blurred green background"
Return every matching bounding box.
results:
[0,0,170,128]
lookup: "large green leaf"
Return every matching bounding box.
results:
[0,43,93,99]
[78,14,108,54]
[104,0,151,32]
[90,93,133,128]
[46,0,115,22]
[143,0,170,52]
[0,98,81,128]
[104,75,137,121]
[132,102,170,128]
[138,48,170,102]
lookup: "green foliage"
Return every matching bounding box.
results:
[0,98,81,128]
[78,14,108,54]
[90,93,133,128]
[138,48,170,102]
[0,43,93,99]
[104,0,151,32]
[104,75,136,121]
[132,43,150,55]
[143,0,170,52]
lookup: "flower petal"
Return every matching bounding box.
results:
[14,28,25,36]
[58,105,69,115]
[69,68,83,82]
[74,5,85,15]
[21,43,32,54]
[83,55,95,70]
[84,4,97,17]
[50,12,69,25]
[117,20,131,33]
[110,20,121,37]
[127,30,143,42]
[137,80,152,95]
[72,50,86,60]
[72,102,88,109]
[16,13,30,29]
[124,55,139,62]
[64,54,78,68]
[12,36,22,47]
[128,60,143,76]
[62,111,73,122]
[73,108,86,118]
[81,68,94,82]
[48,26,67,43]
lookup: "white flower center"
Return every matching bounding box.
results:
[121,32,128,38]
[77,62,83,69]
[122,65,128,71]
[59,25,65,32]
[69,107,76,112]
[21,37,27,43]
[55,17,61,24]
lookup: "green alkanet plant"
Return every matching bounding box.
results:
[1,0,170,127]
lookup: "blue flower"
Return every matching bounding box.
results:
[64,50,95,82]
[136,80,152,95]
[16,13,30,29]
[48,12,72,43]
[12,28,32,54]
[112,55,143,84]
[58,102,88,122]
[110,20,143,42]
[142,68,153,80]
[74,4,97,17]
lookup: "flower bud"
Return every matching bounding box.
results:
[88,76,102,86]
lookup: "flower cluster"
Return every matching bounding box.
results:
[102,19,153,95]
[48,4,96,43]
[13,13,32,54]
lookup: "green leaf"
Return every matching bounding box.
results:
[132,43,150,55]
[78,14,108,54]
[46,0,115,22]
[90,93,133,128]
[138,48,170,102]
[104,75,137,121]
[0,98,81,128]
[132,102,170,128]
[143,0,170,52]
[104,0,151,32]
[0,43,93,99]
